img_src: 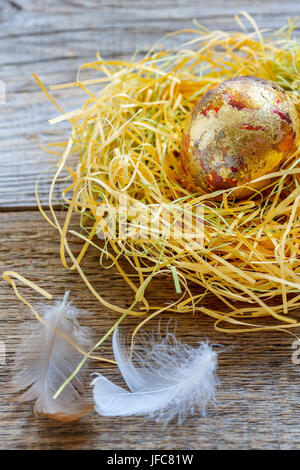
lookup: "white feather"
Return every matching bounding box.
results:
[9,292,93,422]
[92,327,218,424]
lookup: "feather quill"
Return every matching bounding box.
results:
[9,292,93,423]
[92,327,218,424]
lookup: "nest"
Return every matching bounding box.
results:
[36,13,300,338]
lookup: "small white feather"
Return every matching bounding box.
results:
[9,292,93,422]
[92,327,218,424]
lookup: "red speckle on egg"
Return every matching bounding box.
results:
[200,104,220,117]
[226,94,246,110]
[273,108,292,125]
[239,124,265,131]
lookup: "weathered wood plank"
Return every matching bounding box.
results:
[2,0,300,451]
[1,210,300,449]
[0,0,299,208]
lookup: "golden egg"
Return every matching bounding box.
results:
[181,76,299,198]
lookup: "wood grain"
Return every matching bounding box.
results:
[1,0,300,451]
[0,0,299,208]
[1,210,300,450]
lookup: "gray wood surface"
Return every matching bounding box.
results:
[1,0,300,451]
[1,211,300,450]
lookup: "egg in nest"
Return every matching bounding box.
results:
[181,76,299,198]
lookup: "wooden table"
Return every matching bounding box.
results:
[1,0,300,450]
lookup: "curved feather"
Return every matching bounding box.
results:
[9,292,93,423]
[92,327,218,424]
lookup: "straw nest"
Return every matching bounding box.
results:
[36,13,300,337]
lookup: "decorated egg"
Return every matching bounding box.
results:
[181,76,299,198]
